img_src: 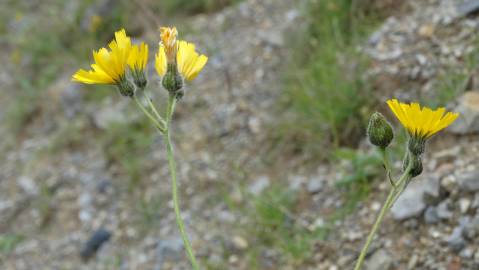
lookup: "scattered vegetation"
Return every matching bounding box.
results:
[276,0,395,158]
[102,119,154,188]
[331,148,383,220]
[0,234,24,255]
[3,0,132,134]
[227,184,326,268]
[423,37,479,107]
[151,0,240,15]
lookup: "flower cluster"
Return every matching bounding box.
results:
[368,99,459,178]
[72,27,208,98]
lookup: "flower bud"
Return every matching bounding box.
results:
[408,137,426,155]
[162,63,183,95]
[403,153,423,178]
[117,77,135,97]
[132,69,147,90]
[367,112,394,149]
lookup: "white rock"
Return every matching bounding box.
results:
[391,177,440,220]
[450,92,479,134]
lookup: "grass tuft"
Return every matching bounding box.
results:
[276,0,392,159]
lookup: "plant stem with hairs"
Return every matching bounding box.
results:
[353,159,412,270]
[135,93,199,270]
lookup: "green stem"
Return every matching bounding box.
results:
[145,93,167,127]
[133,95,165,133]
[380,148,395,187]
[164,94,199,270]
[353,165,412,270]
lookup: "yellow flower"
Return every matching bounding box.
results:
[155,41,208,81]
[176,41,208,81]
[72,29,132,84]
[160,27,178,63]
[128,42,148,71]
[155,46,167,77]
[387,99,459,139]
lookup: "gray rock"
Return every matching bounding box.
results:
[456,0,479,18]
[248,176,270,195]
[92,99,134,130]
[447,226,466,252]
[80,228,112,261]
[460,247,474,259]
[306,177,324,194]
[463,214,479,240]
[257,29,284,47]
[61,84,83,119]
[424,207,440,224]
[450,92,479,134]
[436,200,453,220]
[365,249,393,270]
[456,170,479,191]
[156,237,184,263]
[391,177,440,220]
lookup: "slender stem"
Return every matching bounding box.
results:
[145,93,167,127]
[353,164,412,270]
[380,148,395,187]
[164,94,199,270]
[133,95,165,133]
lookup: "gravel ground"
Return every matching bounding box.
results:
[1,0,479,269]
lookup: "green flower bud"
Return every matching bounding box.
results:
[117,77,135,97]
[367,112,394,149]
[408,137,426,155]
[162,63,183,95]
[403,152,423,178]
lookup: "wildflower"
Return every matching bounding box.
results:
[72,29,135,96]
[160,27,178,63]
[387,99,459,155]
[128,42,149,89]
[155,27,208,96]
[367,112,394,149]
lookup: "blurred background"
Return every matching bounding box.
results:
[1,0,479,269]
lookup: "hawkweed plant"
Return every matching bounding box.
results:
[73,28,207,270]
[354,99,459,270]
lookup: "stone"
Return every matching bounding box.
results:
[449,92,479,135]
[391,177,440,220]
[157,237,184,262]
[92,99,133,130]
[248,176,270,195]
[257,29,284,47]
[17,175,38,195]
[436,200,453,220]
[463,214,479,240]
[80,228,112,260]
[418,24,435,38]
[446,226,466,252]
[459,198,471,214]
[455,0,479,18]
[231,235,248,250]
[61,84,83,119]
[456,170,479,191]
[306,177,324,194]
[424,206,440,224]
[365,249,393,270]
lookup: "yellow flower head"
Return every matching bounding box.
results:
[387,99,459,139]
[128,42,148,71]
[155,40,208,81]
[72,29,132,84]
[176,41,208,81]
[160,27,178,63]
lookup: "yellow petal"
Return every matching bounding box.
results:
[155,45,167,77]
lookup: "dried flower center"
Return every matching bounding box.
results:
[160,27,178,63]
